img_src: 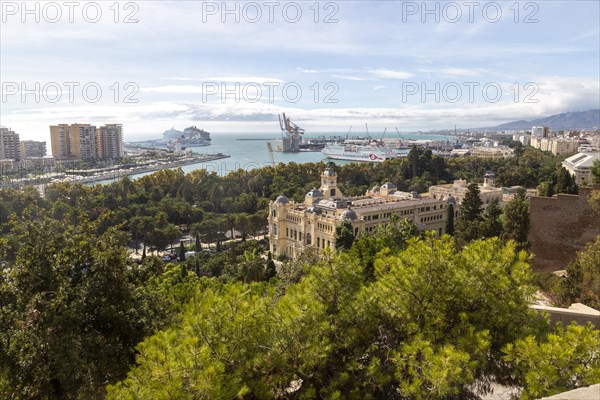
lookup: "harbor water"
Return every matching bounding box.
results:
[95,132,452,184]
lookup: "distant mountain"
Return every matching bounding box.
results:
[492,110,600,131]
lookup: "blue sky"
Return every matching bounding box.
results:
[1,0,599,141]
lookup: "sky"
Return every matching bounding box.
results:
[1,0,599,142]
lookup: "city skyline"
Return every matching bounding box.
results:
[1,1,599,143]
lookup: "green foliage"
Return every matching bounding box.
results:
[194,232,201,252]
[348,216,421,279]
[503,323,600,399]
[502,189,530,251]
[108,237,551,399]
[0,214,167,399]
[455,183,483,245]
[445,203,455,236]
[0,147,582,398]
[554,167,578,195]
[560,235,600,310]
[335,220,355,251]
[481,198,503,238]
[179,240,186,262]
[592,159,600,184]
[589,190,600,213]
[265,251,277,280]
[107,283,275,399]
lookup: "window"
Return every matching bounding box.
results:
[306,233,312,245]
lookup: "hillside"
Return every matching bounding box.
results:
[493,109,600,130]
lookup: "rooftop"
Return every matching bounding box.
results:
[563,152,600,168]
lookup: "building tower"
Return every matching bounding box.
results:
[96,124,124,159]
[50,123,96,160]
[20,140,47,159]
[0,127,21,161]
[50,124,70,159]
[483,171,496,188]
[320,167,343,199]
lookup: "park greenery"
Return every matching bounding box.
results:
[1,144,599,399]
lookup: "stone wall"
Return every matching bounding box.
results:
[529,186,600,271]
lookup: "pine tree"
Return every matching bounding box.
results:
[335,220,355,250]
[180,263,188,279]
[179,240,186,262]
[502,188,530,251]
[445,203,455,235]
[555,167,578,195]
[195,233,201,252]
[455,183,484,245]
[265,251,277,280]
[481,198,503,238]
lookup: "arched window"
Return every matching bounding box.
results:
[306,233,312,245]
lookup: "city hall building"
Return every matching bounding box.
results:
[268,167,453,259]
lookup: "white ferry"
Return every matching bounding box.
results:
[322,142,401,163]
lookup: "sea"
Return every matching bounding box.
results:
[94,132,453,184]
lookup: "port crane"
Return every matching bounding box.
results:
[266,142,276,167]
[278,113,304,152]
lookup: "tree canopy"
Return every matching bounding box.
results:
[107,236,577,399]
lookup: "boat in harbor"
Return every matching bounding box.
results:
[322,141,401,163]
[163,126,211,147]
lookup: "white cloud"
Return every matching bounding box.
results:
[330,74,367,81]
[297,67,319,74]
[368,69,415,79]
[140,85,206,94]
[439,68,485,77]
[160,77,196,81]
[203,77,284,84]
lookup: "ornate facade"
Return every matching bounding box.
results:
[268,167,450,259]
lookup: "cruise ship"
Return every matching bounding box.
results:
[322,142,401,163]
[163,126,211,147]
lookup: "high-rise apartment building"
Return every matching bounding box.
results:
[20,140,47,158]
[50,124,70,159]
[96,124,124,159]
[50,123,98,161]
[0,127,21,161]
[532,126,549,138]
[73,124,97,161]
